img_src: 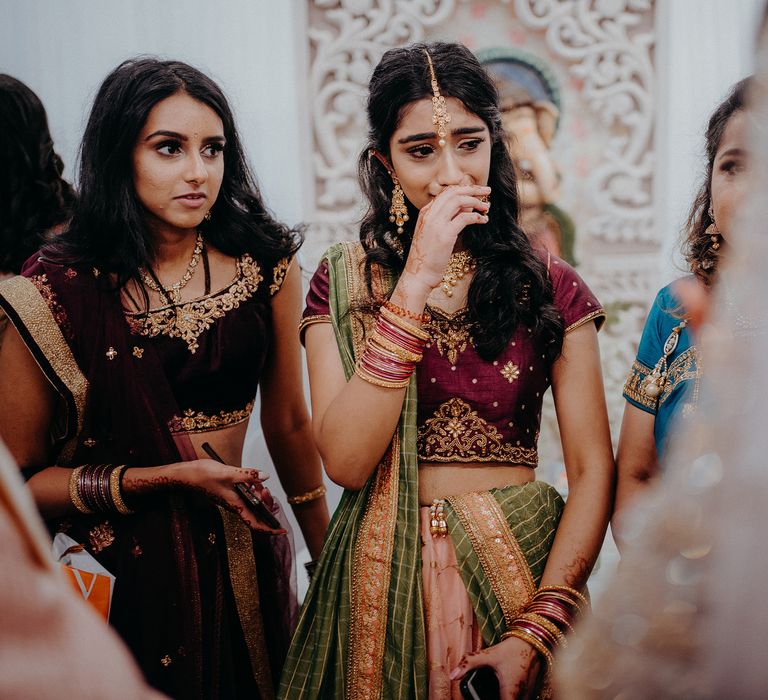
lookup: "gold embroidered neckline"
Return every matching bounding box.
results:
[424,305,473,365]
[125,254,263,353]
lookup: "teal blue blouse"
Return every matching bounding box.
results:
[623,283,701,459]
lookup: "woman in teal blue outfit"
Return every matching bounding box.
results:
[614,77,751,545]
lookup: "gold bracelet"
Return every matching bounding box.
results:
[287,485,327,506]
[369,332,423,363]
[537,585,589,610]
[379,306,431,341]
[69,466,92,514]
[354,363,411,389]
[109,465,134,515]
[501,628,554,669]
[517,612,566,648]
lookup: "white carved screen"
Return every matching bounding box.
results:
[305,0,658,478]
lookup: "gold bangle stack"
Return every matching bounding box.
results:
[501,628,555,669]
[378,306,430,341]
[69,466,92,514]
[110,465,134,515]
[287,484,327,506]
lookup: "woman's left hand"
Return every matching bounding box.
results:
[450,636,543,700]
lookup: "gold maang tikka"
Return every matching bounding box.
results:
[424,49,451,147]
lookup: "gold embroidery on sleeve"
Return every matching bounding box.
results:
[269,256,292,296]
[623,359,658,412]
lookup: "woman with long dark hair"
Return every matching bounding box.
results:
[615,78,751,543]
[280,42,613,699]
[0,58,329,699]
[0,74,75,277]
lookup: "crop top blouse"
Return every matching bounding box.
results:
[300,254,605,467]
[123,254,293,435]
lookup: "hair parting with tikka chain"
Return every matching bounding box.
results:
[357,42,564,362]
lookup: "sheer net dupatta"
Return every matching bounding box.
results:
[554,23,768,700]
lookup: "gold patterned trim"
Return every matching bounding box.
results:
[623,359,658,412]
[269,256,293,296]
[218,508,274,699]
[0,276,89,461]
[423,305,473,365]
[448,491,536,625]
[660,346,701,407]
[168,400,254,434]
[565,308,606,334]
[126,254,263,353]
[418,398,538,466]
[343,241,400,700]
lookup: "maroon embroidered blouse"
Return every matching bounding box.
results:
[300,255,605,467]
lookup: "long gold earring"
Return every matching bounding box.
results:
[389,175,409,235]
[706,205,721,251]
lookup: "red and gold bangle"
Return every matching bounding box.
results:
[379,306,430,341]
[369,332,423,363]
[537,585,588,609]
[501,628,554,669]
[382,299,429,324]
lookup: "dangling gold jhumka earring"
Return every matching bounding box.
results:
[706,205,721,252]
[389,175,409,235]
[423,49,451,147]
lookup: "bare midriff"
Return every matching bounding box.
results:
[188,422,250,467]
[418,462,535,506]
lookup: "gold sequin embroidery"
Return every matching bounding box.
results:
[418,397,538,466]
[127,254,263,353]
[501,361,521,383]
[623,359,657,411]
[88,521,115,553]
[270,256,292,296]
[423,305,473,365]
[168,400,255,434]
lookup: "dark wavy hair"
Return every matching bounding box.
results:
[0,75,76,274]
[359,42,563,361]
[683,76,751,286]
[45,57,299,284]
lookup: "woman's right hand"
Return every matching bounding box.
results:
[401,184,490,294]
[123,459,284,534]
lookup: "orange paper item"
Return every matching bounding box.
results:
[53,532,116,621]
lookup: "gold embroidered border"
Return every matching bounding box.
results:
[0,276,89,461]
[348,436,400,700]
[127,254,263,353]
[418,397,539,466]
[218,507,274,699]
[622,359,657,412]
[448,491,536,626]
[660,346,700,407]
[168,400,254,434]
[565,308,606,334]
[345,240,399,700]
[269,256,293,296]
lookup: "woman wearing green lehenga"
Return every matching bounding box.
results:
[280,42,614,700]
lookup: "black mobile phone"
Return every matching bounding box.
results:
[200,442,282,531]
[459,667,500,700]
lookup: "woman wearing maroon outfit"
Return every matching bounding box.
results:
[0,58,328,699]
[280,42,614,699]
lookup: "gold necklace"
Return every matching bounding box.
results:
[440,250,476,297]
[140,231,204,304]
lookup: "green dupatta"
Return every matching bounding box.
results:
[279,242,428,699]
